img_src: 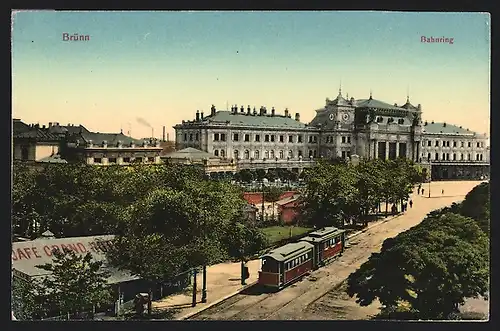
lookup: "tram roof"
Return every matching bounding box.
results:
[262,241,314,262]
[306,227,345,240]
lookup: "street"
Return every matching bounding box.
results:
[190,180,487,320]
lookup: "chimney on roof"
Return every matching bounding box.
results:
[42,125,46,129]
[240,105,244,113]
[253,107,257,116]
[443,122,447,127]
[196,110,200,121]
[49,122,53,128]
[431,120,434,124]
[162,126,166,141]
[417,104,422,111]
[211,104,216,116]
[295,113,300,121]
[271,107,275,116]
[247,105,251,115]
[259,107,264,116]
[201,111,204,120]
[424,121,428,126]
[102,140,108,148]
[284,108,289,117]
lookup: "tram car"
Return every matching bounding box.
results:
[258,241,314,289]
[258,227,346,289]
[300,227,346,269]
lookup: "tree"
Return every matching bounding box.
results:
[459,182,489,235]
[35,247,112,319]
[222,221,268,260]
[346,212,489,320]
[263,186,284,222]
[11,276,46,320]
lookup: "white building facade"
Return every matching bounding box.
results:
[174,91,489,180]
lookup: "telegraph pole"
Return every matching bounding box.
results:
[201,265,207,303]
[192,268,198,307]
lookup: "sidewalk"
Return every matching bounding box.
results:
[152,259,261,320]
[151,214,404,320]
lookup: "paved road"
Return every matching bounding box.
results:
[190,180,486,320]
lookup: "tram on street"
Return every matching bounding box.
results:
[258,227,346,290]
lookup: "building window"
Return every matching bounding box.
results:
[480,154,483,161]
[244,134,250,142]
[214,133,220,141]
[270,150,275,159]
[461,141,464,147]
[244,150,250,159]
[288,135,293,143]
[123,157,131,163]
[271,135,275,142]
[279,135,284,143]
[148,157,155,162]
[342,136,346,143]
[453,141,457,147]
[265,135,270,142]
[347,136,351,144]
[298,150,303,157]
[93,157,102,164]
[446,153,450,160]
[435,153,439,160]
[195,133,199,141]
[309,150,314,157]
[453,153,456,161]
[442,153,445,160]
[221,134,226,141]
[189,134,193,141]
[288,150,293,158]
[184,133,188,141]
[108,157,117,163]
[298,135,303,143]
[342,151,346,158]
[255,134,260,142]
[214,150,219,156]
[427,141,431,147]
[255,150,260,159]
[264,151,269,159]
[468,153,471,160]
[136,157,143,163]
[234,150,239,159]
[233,133,239,141]
[468,142,471,148]
[279,150,284,159]
[427,153,431,160]
[461,154,464,160]
[435,140,439,147]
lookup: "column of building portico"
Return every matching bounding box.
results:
[374,140,378,159]
[385,142,389,160]
[395,142,400,158]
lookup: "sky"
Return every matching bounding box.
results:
[12,11,490,140]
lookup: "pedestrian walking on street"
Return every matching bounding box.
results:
[409,200,413,208]
[442,189,444,195]
[421,188,425,196]
[417,188,420,195]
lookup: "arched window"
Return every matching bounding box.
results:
[288,150,293,158]
[435,153,439,160]
[255,150,260,159]
[279,150,284,159]
[264,151,269,159]
[453,153,456,160]
[214,150,219,157]
[270,150,275,159]
[220,149,225,158]
[461,153,464,160]
[427,153,431,160]
[244,150,250,159]
[234,150,239,159]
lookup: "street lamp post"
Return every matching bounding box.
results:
[428,160,431,198]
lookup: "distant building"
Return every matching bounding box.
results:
[13,119,60,162]
[276,194,301,224]
[13,120,163,166]
[161,147,237,175]
[173,90,489,180]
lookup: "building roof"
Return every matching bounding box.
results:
[13,120,61,141]
[422,122,478,135]
[162,147,217,160]
[202,111,307,129]
[36,154,68,164]
[11,235,139,284]
[276,194,301,206]
[262,241,314,262]
[70,132,147,147]
[328,91,350,106]
[355,97,406,111]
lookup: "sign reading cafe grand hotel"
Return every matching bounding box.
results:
[173,89,489,176]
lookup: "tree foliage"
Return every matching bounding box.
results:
[459,182,489,235]
[34,247,112,318]
[346,212,489,320]
[301,158,421,228]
